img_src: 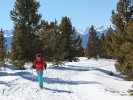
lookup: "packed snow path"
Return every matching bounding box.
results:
[0,58,133,100]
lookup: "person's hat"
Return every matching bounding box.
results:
[36,54,41,57]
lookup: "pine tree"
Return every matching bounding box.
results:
[0,29,6,69]
[41,17,83,65]
[105,27,114,59]
[70,28,83,61]
[85,25,99,59]
[51,24,65,66]
[10,0,42,69]
[74,34,84,57]
[111,0,133,80]
[59,16,83,61]
[41,21,57,61]
[99,33,107,58]
[11,29,25,69]
[59,17,72,61]
[41,20,65,66]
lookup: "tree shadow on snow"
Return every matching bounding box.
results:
[0,71,38,82]
[0,81,11,87]
[43,87,73,94]
[42,79,100,94]
[49,65,124,79]
[0,71,38,87]
[0,70,90,85]
[49,65,90,72]
[12,71,38,82]
[0,64,124,88]
[92,67,125,79]
[0,71,9,76]
[0,64,16,71]
[44,77,94,85]
[0,71,94,88]
[5,64,16,70]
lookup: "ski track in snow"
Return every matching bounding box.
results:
[0,58,133,100]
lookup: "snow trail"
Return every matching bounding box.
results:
[0,58,133,100]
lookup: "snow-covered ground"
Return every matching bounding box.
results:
[0,57,133,100]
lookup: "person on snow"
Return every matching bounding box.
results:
[32,54,47,89]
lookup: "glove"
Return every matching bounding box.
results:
[32,66,36,69]
[44,66,46,70]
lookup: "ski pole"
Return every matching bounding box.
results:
[31,68,35,81]
[45,70,49,84]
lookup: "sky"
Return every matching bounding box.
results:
[0,0,118,30]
